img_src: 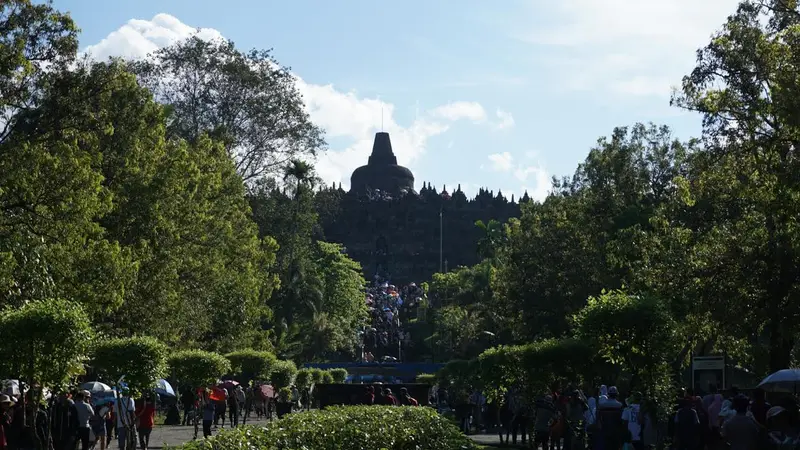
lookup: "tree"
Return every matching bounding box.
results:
[573,290,678,399]
[669,0,800,372]
[132,37,325,183]
[225,350,277,382]
[92,336,168,395]
[0,299,93,389]
[168,350,231,388]
[300,241,367,361]
[0,0,78,144]
[474,219,504,260]
[492,124,693,339]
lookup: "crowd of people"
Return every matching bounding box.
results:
[362,281,423,362]
[450,383,800,450]
[0,386,158,450]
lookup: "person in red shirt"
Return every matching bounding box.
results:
[136,395,156,450]
[398,388,418,406]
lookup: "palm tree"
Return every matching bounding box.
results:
[475,219,504,260]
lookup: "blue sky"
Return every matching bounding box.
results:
[57,0,741,200]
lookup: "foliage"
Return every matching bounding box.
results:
[573,290,679,378]
[294,369,313,390]
[320,371,335,384]
[173,406,477,450]
[224,350,277,382]
[92,336,168,395]
[415,373,437,385]
[328,368,348,384]
[310,368,325,384]
[0,0,78,145]
[270,360,297,389]
[492,123,694,340]
[0,299,93,388]
[168,350,231,388]
[668,0,800,373]
[132,37,325,182]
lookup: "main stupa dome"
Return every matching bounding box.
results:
[350,132,415,195]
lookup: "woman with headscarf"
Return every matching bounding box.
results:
[706,390,724,449]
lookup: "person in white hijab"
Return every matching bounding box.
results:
[599,385,609,404]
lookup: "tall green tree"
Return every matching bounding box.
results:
[493,123,693,340]
[669,0,800,372]
[132,37,325,182]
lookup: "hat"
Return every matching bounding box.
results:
[0,395,14,406]
[767,406,787,420]
[82,390,91,397]
[608,386,619,395]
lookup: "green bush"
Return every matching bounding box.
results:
[310,367,324,384]
[224,349,276,382]
[173,405,476,450]
[168,350,231,388]
[328,368,348,383]
[270,360,297,389]
[92,336,168,395]
[295,368,313,389]
[0,299,94,390]
[416,373,437,385]
[321,371,335,384]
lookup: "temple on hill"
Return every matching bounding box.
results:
[317,132,527,283]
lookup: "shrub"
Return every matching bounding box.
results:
[168,350,231,388]
[310,367,324,384]
[294,368,313,390]
[321,371,335,384]
[0,299,94,390]
[224,349,276,381]
[270,360,297,389]
[92,336,167,395]
[173,405,476,450]
[328,368,348,383]
[416,373,437,385]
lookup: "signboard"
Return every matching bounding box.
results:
[692,356,725,393]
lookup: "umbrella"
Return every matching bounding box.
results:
[155,379,175,397]
[1,380,20,397]
[81,381,113,395]
[219,380,239,389]
[258,385,275,400]
[757,368,800,393]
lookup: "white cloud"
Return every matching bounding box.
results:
[83,14,505,189]
[493,109,515,130]
[429,101,487,122]
[487,152,514,172]
[518,0,740,97]
[485,151,550,201]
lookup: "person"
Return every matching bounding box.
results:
[74,391,94,450]
[621,392,643,450]
[705,386,724,450]
[202,391,215,438]
[674,398,701,450]
[91,399,110,450]
[596,386,624,450]
[362,386,375,405]
[721,395,759,450]
[398,388,418,406]
[766,405,799,447]
[227,387,239,427]
[1,395,14,450]
[136,395,156,450]
[114,390,136,450]
[532,395,555,450]
[181,388,195,426]
[51,391,78,450]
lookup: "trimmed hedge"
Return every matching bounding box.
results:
[174,406,476,450]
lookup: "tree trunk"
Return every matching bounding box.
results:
[768,322,793,373]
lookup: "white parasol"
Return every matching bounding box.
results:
[756,369,800,393]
